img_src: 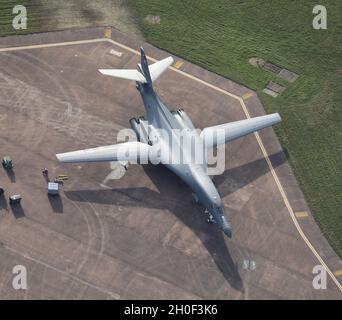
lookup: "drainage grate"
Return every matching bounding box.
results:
[263,81,286,97]
[263,62,282,74]
[278,68,298,82]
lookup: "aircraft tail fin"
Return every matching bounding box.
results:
[138,47,152,84]
[99,47,173,85]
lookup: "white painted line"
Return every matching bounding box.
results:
[109,49,123,57]
[0,39,108,53]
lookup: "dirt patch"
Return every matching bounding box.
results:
[144,15,161,25]
[249,57,265,68]
[36,0,143,39]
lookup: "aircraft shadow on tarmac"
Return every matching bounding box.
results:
[65,151,288,291]
[213,150,289,198]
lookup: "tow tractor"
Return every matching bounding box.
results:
[9,194,21,205]
[2,156,13,170]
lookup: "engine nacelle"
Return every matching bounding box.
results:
[171,108,195,129]
[129,117,149,144]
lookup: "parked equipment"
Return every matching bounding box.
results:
[53,177,64,186]
[9,194,21,205]
[2,156,13,169]
[48,182,59,195]
[57,174,68,181]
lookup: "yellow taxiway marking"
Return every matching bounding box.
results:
[104,28,112,39]
[0,37,341,291]
[173,60,184,69]
[334,270,342,276]
[295,211,309,218]
[242,92,253,100]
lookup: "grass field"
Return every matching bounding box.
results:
[131,0,342,257]
[0,1,341,257]
[0,1,42,34]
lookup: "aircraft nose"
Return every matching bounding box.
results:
[223,225,232,238]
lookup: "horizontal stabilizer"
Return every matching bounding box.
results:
[201,113,281,148]
[148,56,174,82]
[56,141,152,163]
[98,69,147,83]
[99,51,173,84]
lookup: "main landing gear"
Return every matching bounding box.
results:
[205,209,216,224]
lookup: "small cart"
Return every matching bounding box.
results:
[9,194,21,205]
[48,182,59,196]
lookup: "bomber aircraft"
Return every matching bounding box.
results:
[56,48,281,238]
